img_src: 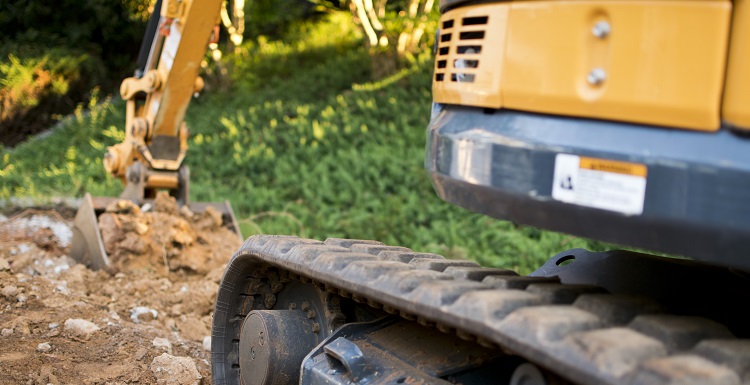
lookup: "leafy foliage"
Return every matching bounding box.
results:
[0,0,152,146]
[0,47,105,147]
[337,0,439,78]
[243,0,318,39]
[0,0,151,79]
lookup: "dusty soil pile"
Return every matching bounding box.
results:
[0,193,243,385]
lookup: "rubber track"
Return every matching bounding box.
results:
[220,235,750,385]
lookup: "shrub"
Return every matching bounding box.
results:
[0,0,152,146]
[341,0,439,77]
[0,48,104,147]
[243,0,318,39]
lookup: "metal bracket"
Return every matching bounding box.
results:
[324,337,370,383]
[121,162,147,203]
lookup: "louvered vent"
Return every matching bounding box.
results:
[435,15,488,84]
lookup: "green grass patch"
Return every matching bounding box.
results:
[1,13,617,274]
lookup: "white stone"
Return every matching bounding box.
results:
[52,262,70,275]
[152,337,173,354]
[54,283,70,296]
[63,318,100,339]
[1,328,12,337]
[108,311,120,321]
[130,307,158,323]
[202,336,211,352]
[150,353,202,385]
[36,342,52,352]
[15,244,31,255]
[15,215,73,247]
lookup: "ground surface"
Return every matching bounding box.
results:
[0,193,242,385]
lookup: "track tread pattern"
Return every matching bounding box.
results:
[216,235,748,385]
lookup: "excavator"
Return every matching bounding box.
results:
[71,0,750,384]
[70,0,241,270]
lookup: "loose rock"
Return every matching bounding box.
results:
[36,342,52,352]
[135,347,149,361]
[179,205,195,219]
[1,328,12,337]
[152,337,173,354]
[63,318,100,340]
[130,307,159,323]
[178,315,209,342]
[120,232,150,255]
[195,206,223,231]
[98,213,124,255]
[154,192,179,215]
[150,353,202,385]
[1,285,19,298]
[105,199,141,215]
[35,365,60,385]
[202,336,211,352]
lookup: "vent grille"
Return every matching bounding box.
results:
[434,14,489,84]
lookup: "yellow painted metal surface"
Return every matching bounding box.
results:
[723,0,750,130]
[433,1,732,131]
[106,0,221,183]
[433,5,509,108]
[149,0,222,138]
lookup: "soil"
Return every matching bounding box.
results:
[0,193,243,385]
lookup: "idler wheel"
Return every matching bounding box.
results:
[239,310,319,385]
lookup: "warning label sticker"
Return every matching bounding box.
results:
[552,154,647,215]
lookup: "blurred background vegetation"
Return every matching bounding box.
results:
[0,0,614,274]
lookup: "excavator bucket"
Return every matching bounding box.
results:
[70,193,242,271]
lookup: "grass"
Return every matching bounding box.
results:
[0,12,616,274]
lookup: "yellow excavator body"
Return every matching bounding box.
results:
[723,0,750,130]
[433,1,737,131]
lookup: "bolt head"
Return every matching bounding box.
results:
[587,68,607,86]
[592,21,611,38]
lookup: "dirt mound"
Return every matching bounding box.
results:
[0,194,243,384]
